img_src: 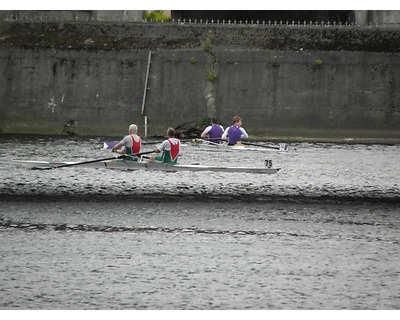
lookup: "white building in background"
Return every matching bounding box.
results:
[355,10,400,26]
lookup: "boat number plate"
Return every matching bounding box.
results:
[265,160,273,168]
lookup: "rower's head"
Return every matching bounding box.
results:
[211,117,219,124]
[167,127,176,138]
[232,116,242,126]
[129,124,138,134]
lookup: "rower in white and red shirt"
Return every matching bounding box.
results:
[150,127,181,164]
[111,124,142,159]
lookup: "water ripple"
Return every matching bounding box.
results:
[1,136,399,203]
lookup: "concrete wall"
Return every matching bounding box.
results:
[145,48,400,139]
[0,21,399,140]
[213,49,399,139]
[0,48,149,136]
[0,10,144,22]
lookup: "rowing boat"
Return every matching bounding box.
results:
[103,140,288,152]
[187,141,288,152]
[14,158,281,174]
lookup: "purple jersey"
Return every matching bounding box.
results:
[227,125,243,145]
[208,124,224,143]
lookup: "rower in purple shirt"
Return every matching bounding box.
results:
[221,116,249,145]
[200,117,224,143]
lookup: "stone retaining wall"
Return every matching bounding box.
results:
[0,21,399,140]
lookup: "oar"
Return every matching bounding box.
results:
[31,151,154,170]
[103,140,162,149]
[142,140,164,145]
[238,141,288,150]
[122,151,156,159]
[192,138,287,150]
[103,141,118,149]
[191,138,220,145]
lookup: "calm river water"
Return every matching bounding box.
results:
[0,134,399,310]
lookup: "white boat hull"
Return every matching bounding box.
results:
[186,142,287,152]
[14,159,280,174]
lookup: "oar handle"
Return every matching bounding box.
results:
[104,140,164,149]
[131,151,155,157]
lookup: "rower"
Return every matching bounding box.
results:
[149,127,181,164]
[221,116,249,145]
[111,124,142,162]
[200,117,224,144]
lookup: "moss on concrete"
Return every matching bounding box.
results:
[0,21,399,53]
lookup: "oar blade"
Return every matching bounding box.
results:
[31,166,51,171]
[103,141,118,149]
[279,143,289,151]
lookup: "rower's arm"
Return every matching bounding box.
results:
[112,142,122,152]
[241,128,249,139]
[221,128,229,140]
[200,126,211,138]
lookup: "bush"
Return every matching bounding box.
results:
[207,71,217,81]
[144,11,171,22]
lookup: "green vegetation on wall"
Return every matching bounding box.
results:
[143,11,171,22]
[207,71,217,81]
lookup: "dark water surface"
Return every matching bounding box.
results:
[0,135,399,309]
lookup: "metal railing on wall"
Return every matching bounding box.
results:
[146,18,398,28]
[3,14,399,28]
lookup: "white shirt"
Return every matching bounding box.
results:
[221,126,248,140]
[157,138,181,152]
